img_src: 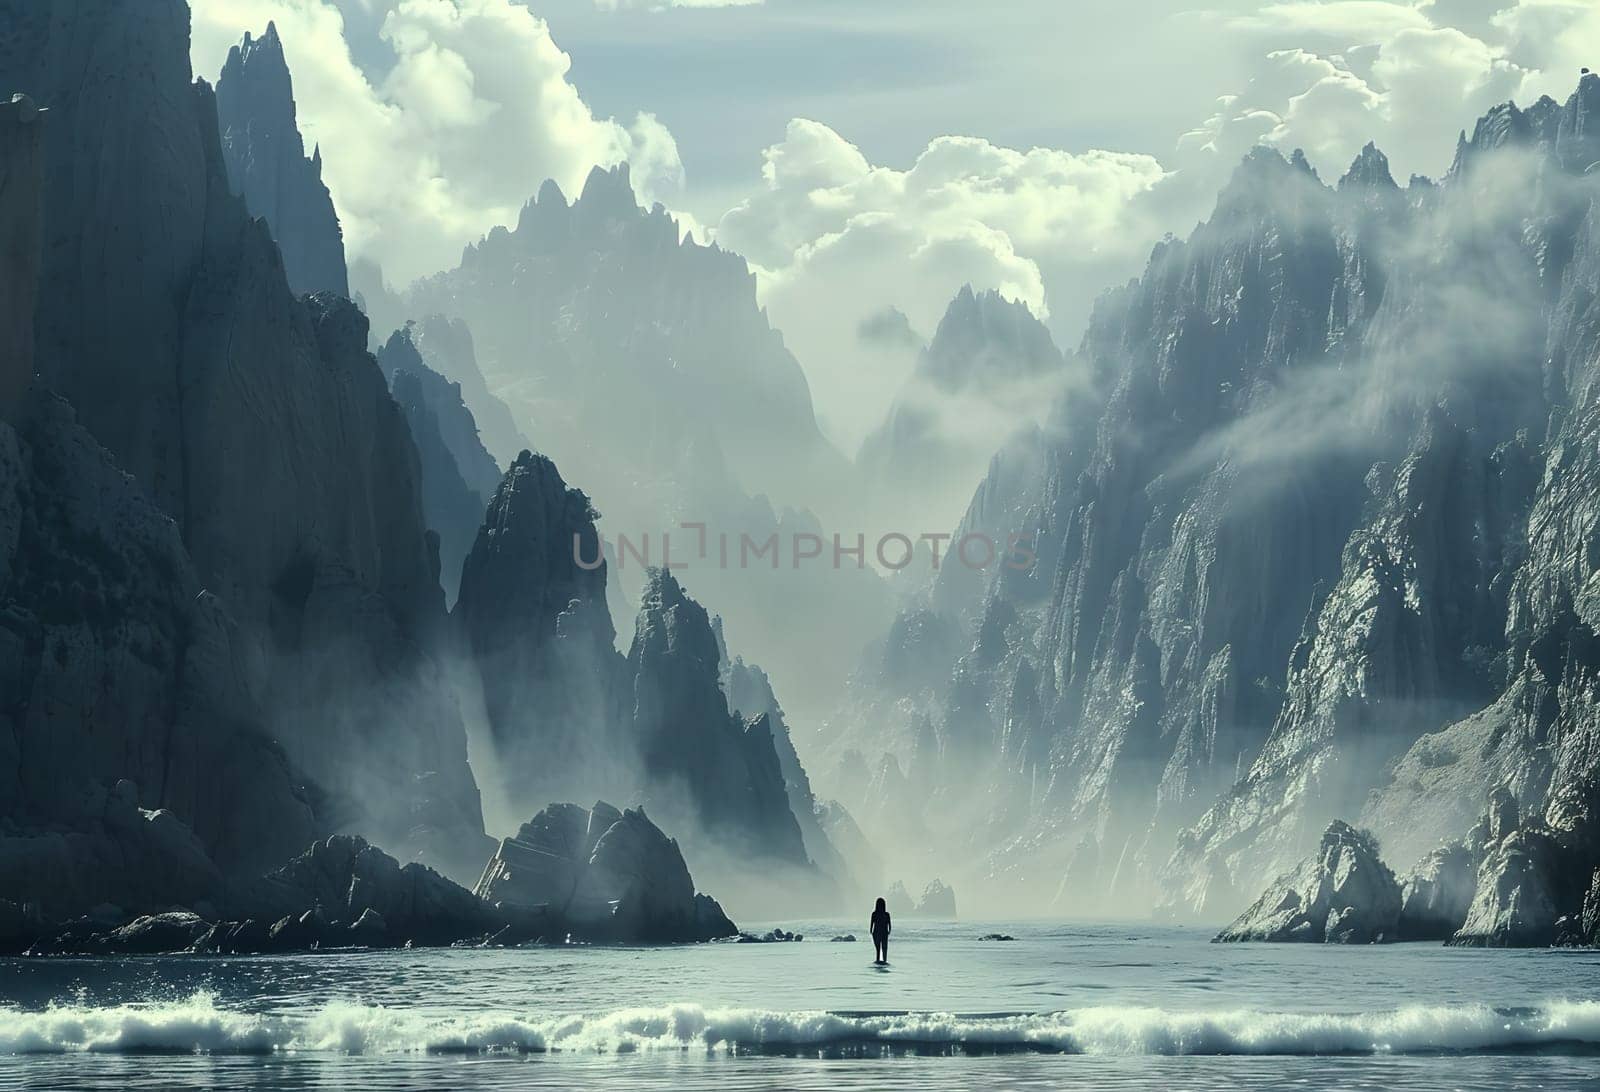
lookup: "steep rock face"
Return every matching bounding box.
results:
[836,84,1600,919]
[1354,76,1600,885]
[859,286,1070,534]
[1214,822,1401,943]
[453,451,627,819]
[628,570,809,867]
[380,327,501,501]
[475,801,736,942]
[0,0,487,878]
[1448,784,1600,947]
[214,23,348,298]
[0,93,41,418]
[720,643,854,891]
[0,391,317,916]
[379,326,500,601]
[1398,842,1478,940]
[408,315,529,470]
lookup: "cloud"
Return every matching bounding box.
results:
[714,120,1166,449]
[1177,16,1524,185]
[190,0,685,283]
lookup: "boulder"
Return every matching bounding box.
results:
[1215,821,1401,943]
[244,835,501,947]
[96,911,211,954]
[476,802,737,942]
[1398,842,1478,940]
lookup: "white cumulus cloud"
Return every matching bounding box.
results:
[715,120,1167,449]
[191,0,685,283]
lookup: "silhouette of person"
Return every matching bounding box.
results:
[870,896,892,964]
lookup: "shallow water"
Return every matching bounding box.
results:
[1,920,1598,1090]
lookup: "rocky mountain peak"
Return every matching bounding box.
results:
[1338,142,1398,191]
[216,24,349,298]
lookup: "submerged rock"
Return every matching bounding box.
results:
[1215,822,1401,943]
[475,802,737,943]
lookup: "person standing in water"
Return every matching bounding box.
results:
[870,897,892,964]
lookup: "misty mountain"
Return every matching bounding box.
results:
[378,325,501,605]
[401,163,892,722]
[453,453,834,909]
[0,0,488,888]
[858,285,1073,535]
[828,80,1600,920]
[215,23,348,299]
[407,314,530,470]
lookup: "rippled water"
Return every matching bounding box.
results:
[1,920,1598,1090]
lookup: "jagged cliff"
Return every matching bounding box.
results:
[454,450,628,820]
[0,89,313,916]
[378,326,500,602]
[214,23,348,298]
[833,79,1600,920]
[0,0,487,881]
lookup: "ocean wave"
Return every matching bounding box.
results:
[2,995,1598,1057]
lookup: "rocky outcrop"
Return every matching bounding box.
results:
[409,315,529,469]
[240,834,503,947]
[1214,822,1401,943]
[720,642,855,892]
[215,23,348,298]
[1,0,488,881]
[1398,842,1477,941]
[1447,786,1600,947]
[0,93,42,419]
[629,570,810,868]
[379,326,500,601]
[454,451,628,819]
[1450,827,1566,947]
[475,802,735,942]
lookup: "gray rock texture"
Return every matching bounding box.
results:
[215,22,348,297]
[0,0,489,882]
[475,801,736,942]
[835,78,1600,922]
[1214,822,1401,943]
[454,451,629,819]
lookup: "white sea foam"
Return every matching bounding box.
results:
[2,995,1598,1056]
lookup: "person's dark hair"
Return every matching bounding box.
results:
[875,896,886,912]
